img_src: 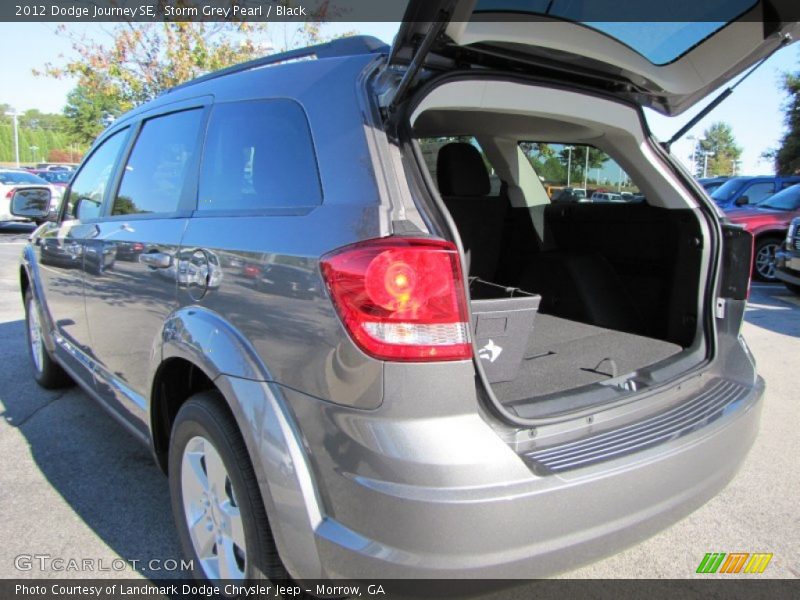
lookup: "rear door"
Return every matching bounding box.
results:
[390,0,798,115]
[82,101,208,427]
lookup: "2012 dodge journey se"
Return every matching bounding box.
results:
[14,1,795,584]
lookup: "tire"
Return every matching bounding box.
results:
[168,391,288,582]
[753,237,782,282]
[785,282,800,296]
[23,289,73,389]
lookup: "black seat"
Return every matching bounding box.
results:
[436,143,507,282]
[517,251,644,334]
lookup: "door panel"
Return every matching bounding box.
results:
[82,107,205,426]
[36,129,129,380]
[83,219,188,422]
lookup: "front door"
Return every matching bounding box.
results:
[35,128,129,382]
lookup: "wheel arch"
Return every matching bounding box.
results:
[150,307,325,578]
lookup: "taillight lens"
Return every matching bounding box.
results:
[321,238,472,361]
[5,187,16,199]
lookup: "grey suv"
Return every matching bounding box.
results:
[13,3,796,583]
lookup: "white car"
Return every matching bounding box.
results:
[591,191,624,202]
[0,169,59,221]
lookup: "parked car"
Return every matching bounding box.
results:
[0,169,58,222]
[697,175,728,193]
[590,191,623,202]
[27,169,71,202]
[551,187,587,202]
[774,217,800,295]
[36,162,78,171]
[14,6,794,585]
[726,184,800,281]
[710,175,800,210]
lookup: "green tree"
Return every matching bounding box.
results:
[768,72,800,174]
[693,122,742,177]
[63,85,120,147]
[37,19,333,146]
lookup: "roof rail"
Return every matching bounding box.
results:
[164,35,389,95]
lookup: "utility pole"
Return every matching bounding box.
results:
[4,109,20,167]
[565,145,575,187]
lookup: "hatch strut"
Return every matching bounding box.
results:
[665,35,791,150]
[387,10,452,112]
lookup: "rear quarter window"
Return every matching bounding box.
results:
[197,99,322,212]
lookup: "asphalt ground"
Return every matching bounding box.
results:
[0,223,797,586]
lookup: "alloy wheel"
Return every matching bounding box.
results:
[755,241,779,281]
[181,435,247,580]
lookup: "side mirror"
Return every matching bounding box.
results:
[75,197,102,221]
[10,187,51,221]
[735,195,749,206]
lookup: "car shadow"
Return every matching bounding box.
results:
[744,285,800,338]
[0,319,186,579]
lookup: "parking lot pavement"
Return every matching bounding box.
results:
[0,236,798,581]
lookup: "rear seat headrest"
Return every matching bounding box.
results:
[437,142,491,197]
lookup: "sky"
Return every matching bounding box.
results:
[1,21,798,175]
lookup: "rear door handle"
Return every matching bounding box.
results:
[139,252,172,269]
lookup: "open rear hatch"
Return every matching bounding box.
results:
[387,0,788,421]
[388,0,798,115]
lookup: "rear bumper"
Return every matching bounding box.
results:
[270,374,764,580]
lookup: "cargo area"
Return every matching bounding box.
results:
[407,81,710,411]
[493,314,682,402]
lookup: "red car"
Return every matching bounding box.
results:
[726,184,800,281]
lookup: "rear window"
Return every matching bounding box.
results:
[474,1,758,65]
[710,178,749,202]
[0,171,47,185]
[197,99,322,212]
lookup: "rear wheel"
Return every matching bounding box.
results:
[169,391,287,582]
[24,289,72,389]
[753,237,782,282]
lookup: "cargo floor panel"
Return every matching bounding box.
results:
[492,314,683,402]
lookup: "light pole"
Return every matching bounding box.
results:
[583,147,589,191]
[565,145,575,187]
[687,134,696,175]
[731,159,741,176]
[702,151,714,178]
[4,109,20,167]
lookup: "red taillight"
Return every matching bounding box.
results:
[5,187,15,199]
[133,242,144,252]
[321,238,472,361]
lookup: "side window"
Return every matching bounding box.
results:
[741,182,775,205]
[780,180,799,190]
[112,109,203,215]
[66,129,127,220]
[198,99,322,211]
[519,142,642,203]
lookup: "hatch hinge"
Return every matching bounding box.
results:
[385,11,452,113]
[664,32,792,151]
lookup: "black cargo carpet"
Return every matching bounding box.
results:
[491,314,682,402]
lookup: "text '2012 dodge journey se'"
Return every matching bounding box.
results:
[14,1,795,584]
